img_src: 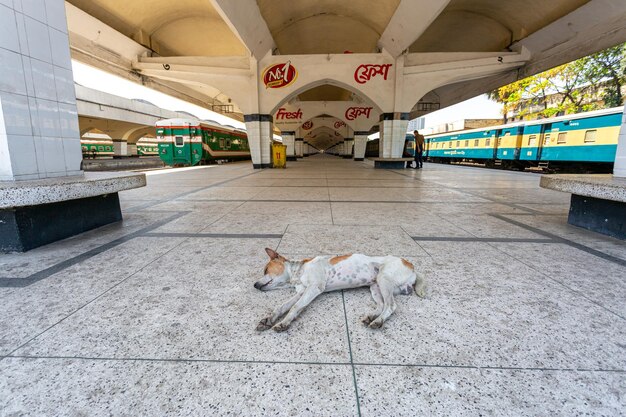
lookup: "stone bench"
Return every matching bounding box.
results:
[1,172,146,252]
[368,157,414,169]
[540,174,626,239]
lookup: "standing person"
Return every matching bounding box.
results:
[413,130,424,169]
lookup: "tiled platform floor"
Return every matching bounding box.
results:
[1,155,625,416]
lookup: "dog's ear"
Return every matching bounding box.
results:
[265,247,279,259]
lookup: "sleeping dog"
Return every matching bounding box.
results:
[254,248,426,332]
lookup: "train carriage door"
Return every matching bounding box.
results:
[494,129,503,159]
[537,123,552,160]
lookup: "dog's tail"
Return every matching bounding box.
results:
[413,271,427,298]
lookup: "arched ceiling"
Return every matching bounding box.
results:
[66,0,247,56]
[410,0,590,52]
[257,0,401,54]
[69,0,599,119]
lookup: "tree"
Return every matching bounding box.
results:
[488,43,626,120]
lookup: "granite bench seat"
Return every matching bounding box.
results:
[1,172,146,252]
[540,174,626,239]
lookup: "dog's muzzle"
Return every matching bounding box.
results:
[254,279,272,290]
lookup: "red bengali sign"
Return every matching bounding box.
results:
[302,120,313,130]
[354,64,392,84]
[345,107,373,121]
[334,120,346,129]
[263,61,298,89]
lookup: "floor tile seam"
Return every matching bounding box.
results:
[399,225,433,261]
[387,170,541,214]
[483,238,626,322]
[2,233,197,361]
[411,237,558,243]
[341,290,362,417]
[197,200,251,234]
[143,233,284,239]
[5,354,626,375]
[490,214,626,267]
[0,211,189,288]
[125,169,265,212]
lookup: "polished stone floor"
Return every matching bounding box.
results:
[1,155,625,416]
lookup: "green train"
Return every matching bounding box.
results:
[155,118,250,166]
[80,139,159,158]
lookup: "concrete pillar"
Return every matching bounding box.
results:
[343,138,354,159]
[244,114,273,168]
[0,0,82,181]
[295,138,304,158]
[112,139,128,157]
[282,131,296,161]
[614,105,626,177]
[354,132,369,161]
[379,113,410,158]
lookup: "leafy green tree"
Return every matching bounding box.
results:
[488,43,626,119]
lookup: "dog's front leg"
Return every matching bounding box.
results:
[272,286,323,332]
[256,293,301,331]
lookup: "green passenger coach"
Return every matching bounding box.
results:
[155,118,250,166]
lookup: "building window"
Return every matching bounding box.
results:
[528,135,537,146]
[175,136,184,146]
[557,132,567,144]
[584,130,597,143]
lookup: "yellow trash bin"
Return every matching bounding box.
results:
[272,142,287,168]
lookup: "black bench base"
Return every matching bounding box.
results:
[374,160,407,169]
[568,194,626,240]
[0,193,122,253]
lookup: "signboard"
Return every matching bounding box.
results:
[354,64,392,84]
[263,61,298,88]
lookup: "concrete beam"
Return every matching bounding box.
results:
[209,0,275,59]
[378,0,451,58]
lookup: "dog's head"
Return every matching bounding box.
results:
[254,248,291,291]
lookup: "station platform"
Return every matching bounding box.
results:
[1,154,625,415]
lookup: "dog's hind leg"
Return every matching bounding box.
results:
[256,293,301,331]
[368,279,397,329]
[272,286,323,332]
[362,284,384,326]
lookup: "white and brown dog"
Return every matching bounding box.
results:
[254,248,426,332]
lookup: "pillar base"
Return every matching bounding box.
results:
[287,156,298,161]
[1,194,122,252]
[354,158,364,161]
[568,195,625,239]
[253,163,272,169]
[342,155,352,159]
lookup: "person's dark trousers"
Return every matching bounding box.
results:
[414,151,423,168]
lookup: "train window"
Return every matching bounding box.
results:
[175,136,184,146]
[98,146,103,151]
[544,134,551,145]
[584,130,597,143]
[497,138,502,146]
[485,138,490,146]
[220,139,225,148]
[557,132,567,144]
[474,139,479,147]
[448,142,452,148]
[528,135,537,146]
[464,140,469,147]
[226,140,231,148]
[456,141,460,147]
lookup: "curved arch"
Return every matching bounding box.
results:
[299,115,351,135]
[269,79,382,116]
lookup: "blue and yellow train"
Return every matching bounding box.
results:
[424,107,623,171]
